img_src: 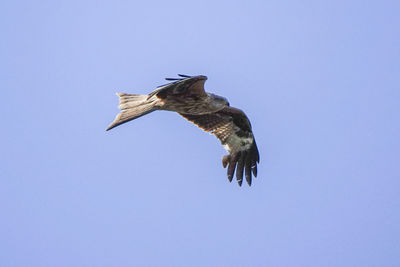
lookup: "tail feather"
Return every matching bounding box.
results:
[106,93,158,131]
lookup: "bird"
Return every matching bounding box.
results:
[106,74,259,186]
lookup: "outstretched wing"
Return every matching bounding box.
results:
[148,74,207,99]
[180,107,259,186]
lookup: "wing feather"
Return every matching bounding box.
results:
[148,75,207,99]
[180,106,259,186]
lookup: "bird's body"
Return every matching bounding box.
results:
[159,93,226,114]
[107,74,259,186]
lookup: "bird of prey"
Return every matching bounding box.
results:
[106,74,259,186]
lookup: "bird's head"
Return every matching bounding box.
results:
[210,93,230,108]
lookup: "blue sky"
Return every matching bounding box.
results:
[1,0,399,266]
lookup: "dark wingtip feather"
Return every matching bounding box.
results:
[178,74,192,78]
[251,141,260,163]
[227,163,236,182]
[245,175,252,186]
[235,152,245,183]
[245,162,252,186]
[238,179,243,186]
[165,78,183,81]
[227,153,239,183]
[252,165,257,177]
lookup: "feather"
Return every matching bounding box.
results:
[227,153,240,182]
[106,93,159,131]
[165,78,183,81]
[236,151,245,185]
[245,153,252,186]
[252,164,257,177]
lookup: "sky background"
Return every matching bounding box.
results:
[1,0,399,266]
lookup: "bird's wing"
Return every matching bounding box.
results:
[148,74,207,99]
[180,106,259,186]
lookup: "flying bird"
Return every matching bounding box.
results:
[106,75,259,186]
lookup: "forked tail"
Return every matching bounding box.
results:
[106,93,158,131]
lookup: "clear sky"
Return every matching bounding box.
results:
[1,0,399,266]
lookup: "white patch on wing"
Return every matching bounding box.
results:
[224,134,253,154]
[223,144,231,153]
[240,137,253,150]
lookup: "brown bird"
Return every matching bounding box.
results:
[106,74,259,186]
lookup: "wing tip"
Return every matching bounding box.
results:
[224,148,259,187]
